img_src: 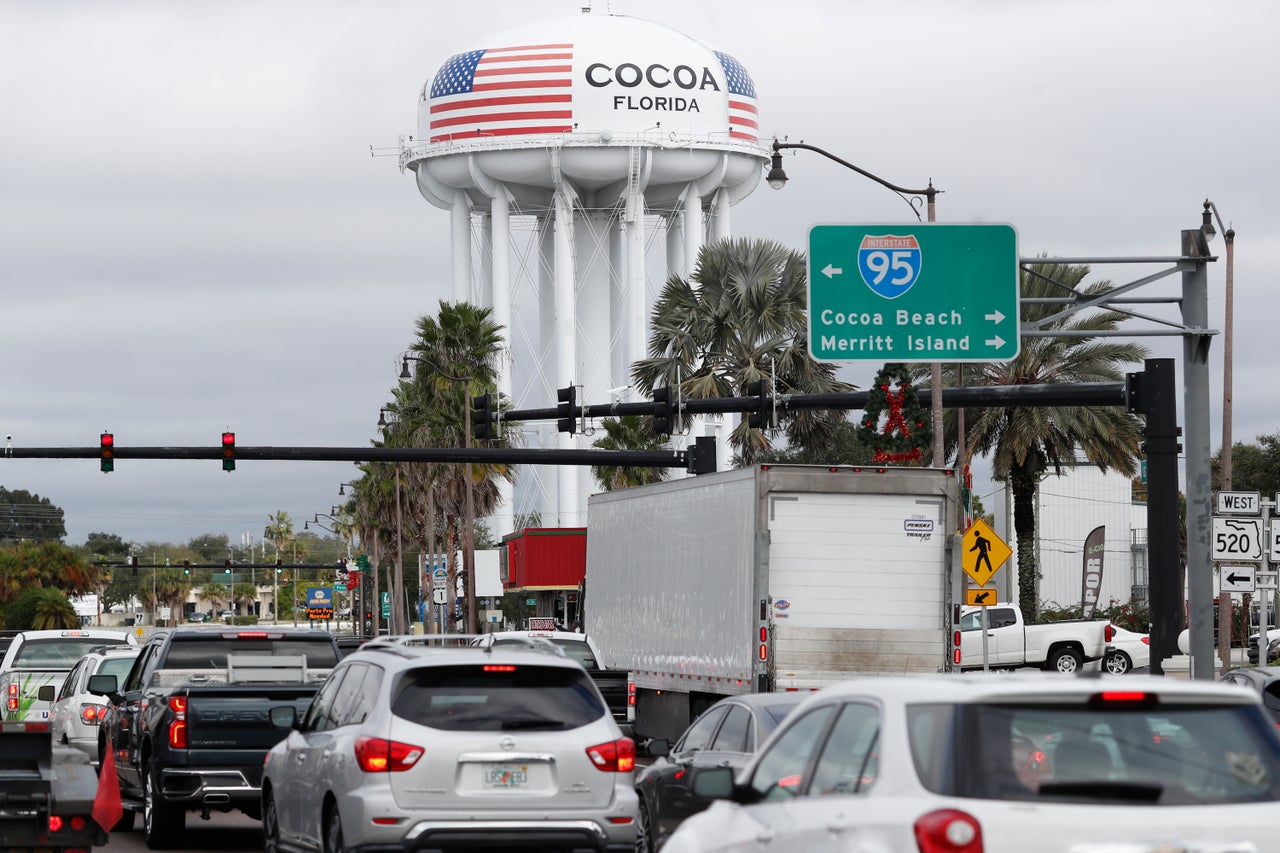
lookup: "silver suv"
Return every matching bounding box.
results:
[261,635,638,853]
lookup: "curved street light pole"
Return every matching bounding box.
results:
[767,139,945,466]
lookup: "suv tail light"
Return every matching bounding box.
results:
[354,736,423,772]
[914,808,982,853]
[79,704,103,726]
[585,738,635,773]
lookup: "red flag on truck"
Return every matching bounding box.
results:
[92,743,124,832]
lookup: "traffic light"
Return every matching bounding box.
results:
[745,380,769,430]
[131,556,138,577]
[221,432,236,471]
[224,559,232,575]
[100,432,114,473]
[183,560,190,576]
[556,384,577,434]
[471,393,493,441]
[652,386,671,435]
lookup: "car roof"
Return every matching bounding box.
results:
[486,630,590,642]
[718,692,806,710]
[349,634,586,669]
[800,673,1261,706]
[14,628,134,638]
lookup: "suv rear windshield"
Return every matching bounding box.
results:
[491,637,597,669]
[162,637,339,669]
[907,700,1280,805]
[13,637,130,669]
[391,663,605,731]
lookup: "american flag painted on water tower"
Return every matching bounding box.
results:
[427,43,759,143]
[428,43,575,142]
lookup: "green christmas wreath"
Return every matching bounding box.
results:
[858,363,932,464]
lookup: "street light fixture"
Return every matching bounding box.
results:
[338,481,359,496]
[766,138,946,466]
[401,353,481,635]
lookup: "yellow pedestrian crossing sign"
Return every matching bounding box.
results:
[962,519,1011,586]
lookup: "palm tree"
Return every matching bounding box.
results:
[396,300,517,633]
[203,581,228,616]
[264,512,295,562]
[591,416,671,490]
[914,261,1148,620]
[632,237,853,466]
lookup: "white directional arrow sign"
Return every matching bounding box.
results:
[821,263,842,278]
[985,335,1006,349]
[985,309,1005,323]
[1220,565,1257,593]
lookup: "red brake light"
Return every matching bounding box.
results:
[49,815,64,832]
[354,736,423,772]
[236,632,269,639]
[1091,691,1156,709]
[914,808,983,853]
[1105,624,1114,642]
[79,704,103,725]
[1141,637,1150,645]
[482,665,516,672]
[585,738,635,773]
[169,721,187,749]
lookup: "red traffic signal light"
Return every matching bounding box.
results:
[221,432,236,472]
[100,432,114,473]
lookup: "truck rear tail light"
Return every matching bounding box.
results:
[354,736,423,772]
[1104,624,1114,642]
[585,737,635,773]
[914,808,983,853]
[169,695,187,749]
[758,626,768,661]
[79,704,104,725]
[628,681,636,708]
[6,682,17,712]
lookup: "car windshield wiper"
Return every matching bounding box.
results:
[1036,781,1165,802]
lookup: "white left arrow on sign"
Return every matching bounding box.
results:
[821,264,842,278]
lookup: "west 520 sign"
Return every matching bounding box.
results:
[807,223,1020,363]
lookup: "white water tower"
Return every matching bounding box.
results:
[401,9,767,535]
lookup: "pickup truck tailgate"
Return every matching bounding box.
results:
[176,687,318,784]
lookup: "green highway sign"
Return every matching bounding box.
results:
[807,223,1019,362]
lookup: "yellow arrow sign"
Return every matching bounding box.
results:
[966,587,998,606]
[961,518,1012,586]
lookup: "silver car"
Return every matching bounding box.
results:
[47,645,141,766]
[261,635,638,853]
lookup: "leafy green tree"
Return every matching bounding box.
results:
[632,237,853,466]
[0,487,66,543]
[1214,433,1280,496]
[188,534,231,562]
[4,588,78,630]
[590,416,671,491]
[82,532,130,562]
[232,582,259,616]
[264,512,296,562]
[912,261,1148,619]
[752,417,874,466]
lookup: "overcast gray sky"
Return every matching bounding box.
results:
[2,0,1275,548]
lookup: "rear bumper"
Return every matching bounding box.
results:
[348,820,634,853]
[158,766,260,810]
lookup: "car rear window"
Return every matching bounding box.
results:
[162,637,339,669]
[96,655,139,681]
[13,637,129,669]
[491,637,597,669]
[907,700,1280,805]
[391,663,605,731]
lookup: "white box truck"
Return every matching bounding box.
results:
[584,464,958,742]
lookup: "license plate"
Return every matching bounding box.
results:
[482,764,529,789]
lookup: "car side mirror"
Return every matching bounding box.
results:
[37,685,56,702]
[269,705,298,729]
[690,765,736,799]
[86,673,118,700]
[645,738,670,759]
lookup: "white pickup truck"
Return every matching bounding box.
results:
[959,603,1113,672]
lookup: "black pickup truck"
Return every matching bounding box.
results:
[91,626,339,849]
[479,629,633,737]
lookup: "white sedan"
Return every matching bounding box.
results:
[1102,624,1150,673]
[664,674,1280,853]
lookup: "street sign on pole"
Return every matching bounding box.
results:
[1212,516,1264,561]
[1216,491,1261,515]
[807,223,1019,363]
[960,519,1012,587]
[1219,565,1257,593]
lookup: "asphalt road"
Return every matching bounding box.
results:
[101,812,262,852]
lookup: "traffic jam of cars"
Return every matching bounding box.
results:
[11,619,1280,853]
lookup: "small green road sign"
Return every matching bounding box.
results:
[381,591,390,618]
[807,223,1019,362]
